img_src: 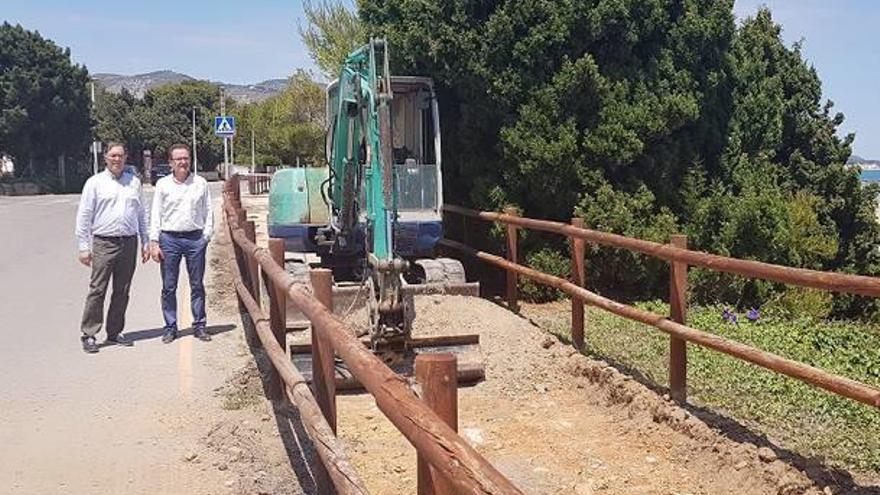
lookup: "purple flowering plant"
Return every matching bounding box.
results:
[721,307,760,325]
[721,307,738,325]
[746,307,760,322]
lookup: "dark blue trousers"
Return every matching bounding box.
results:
[159,230,207,331]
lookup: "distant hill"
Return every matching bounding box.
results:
[847,155,880,167]
[222,78,288,103]
[92,70,287,103]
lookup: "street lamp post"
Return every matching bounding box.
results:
[220,87,229,168]
[90,82,99,175]
[191,107,198,174]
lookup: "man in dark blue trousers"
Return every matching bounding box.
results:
[149,144,214,343]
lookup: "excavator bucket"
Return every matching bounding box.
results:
[285,262,484,390]
[284,259,479,328]
[289,332,484,391]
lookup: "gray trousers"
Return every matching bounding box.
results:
[80,236,137,338]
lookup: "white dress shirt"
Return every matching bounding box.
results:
[149,173,214,241]
[75,168,148,252]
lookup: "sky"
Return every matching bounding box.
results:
[733,1,880,158]
[3,1,880,157]
[2,0,319,83]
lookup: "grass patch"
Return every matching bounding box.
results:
[539,301,880,473]
[221,385,263,411]
[220,364,264,411]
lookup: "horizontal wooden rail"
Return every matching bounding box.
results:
[440,238,880,409]
[443,204,880,298]
[232,277,369,495]
[223,195,523,495]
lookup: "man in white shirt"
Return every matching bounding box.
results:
[75,143,150,353]
[150,143,213,343]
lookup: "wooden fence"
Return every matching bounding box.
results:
[442,204,880,409]
[242,172,272,195]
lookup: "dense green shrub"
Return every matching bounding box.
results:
[763,287,834,321]
[361,2,880,317]
[577,183,678,300]
[519,247,569,302]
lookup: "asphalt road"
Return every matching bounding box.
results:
[0,183,236,494]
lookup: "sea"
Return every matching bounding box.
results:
[861,170,880,183]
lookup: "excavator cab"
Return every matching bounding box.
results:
[307,74,475,292]
[389,77,443,259]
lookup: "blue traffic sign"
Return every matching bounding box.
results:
[214,116,236,137]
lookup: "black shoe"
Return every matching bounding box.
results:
[105,333,134,347]
[161,328,177,344]
[193,327,212,342]
[81,336,99,354]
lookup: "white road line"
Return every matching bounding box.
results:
[177,271,194,397]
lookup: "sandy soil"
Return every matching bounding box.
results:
[331,295,855,495]
[193,201,311,495]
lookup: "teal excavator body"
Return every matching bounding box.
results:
[268,39,472,348]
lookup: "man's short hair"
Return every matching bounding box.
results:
[168,143,191,160]
[104,142,126,155]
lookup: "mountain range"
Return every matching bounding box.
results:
[92,70,287,103]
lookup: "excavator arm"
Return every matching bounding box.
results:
[323,39,411,348]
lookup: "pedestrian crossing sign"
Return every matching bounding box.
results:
[214,116,236,137]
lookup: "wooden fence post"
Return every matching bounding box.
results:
[243,221,260,305]
[669,234,688,402]
[236,209,247,230]
[416,353,458,495]
[310,269,336,430]
[231,210,247,287]
[241,220,261,350]
[267,238,287,401]
[230,174,241,203]
[504,206,519,311]
[570,217,587,350]
[226,203,245,312]
[310,268,336,495]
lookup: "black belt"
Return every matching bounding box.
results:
[95,234,136,241]
[161,230,203,237]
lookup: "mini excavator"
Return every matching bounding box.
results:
[269,39,482,385]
